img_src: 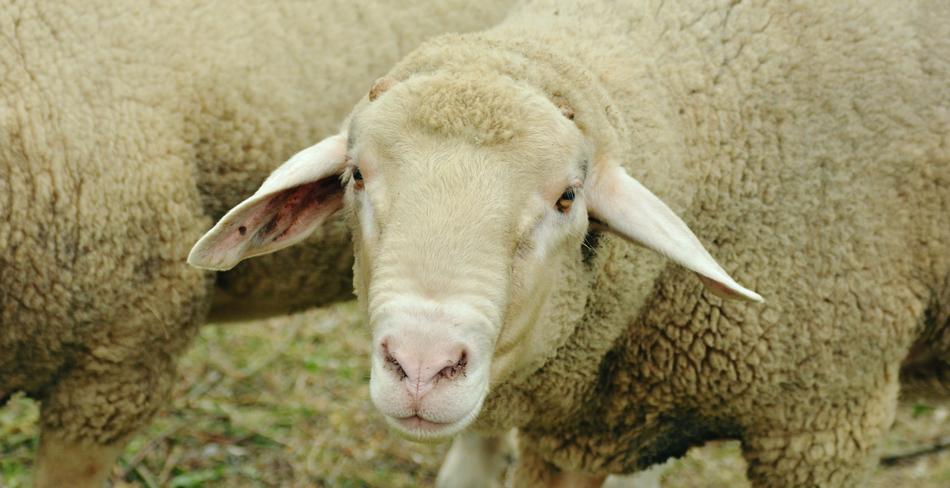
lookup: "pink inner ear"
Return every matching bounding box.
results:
[217,176,344,259]
[253,176,343,244]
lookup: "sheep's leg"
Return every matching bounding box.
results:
[34,353,179,487]
[511,442,607,488]
[741,382,898,487]
[436,431,514,487]
[33,433,128,488]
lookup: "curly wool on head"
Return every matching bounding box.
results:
[405,74,528,145]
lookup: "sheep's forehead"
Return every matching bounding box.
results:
[351,74,585,188]
[404,75,527,145]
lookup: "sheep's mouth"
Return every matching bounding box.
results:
[396,415,452,430]
[385,405,481,441]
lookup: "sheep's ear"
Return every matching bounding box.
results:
[188,134,348,271]
[587,165,763,302]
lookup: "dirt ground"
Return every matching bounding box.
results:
[2,302,949,487]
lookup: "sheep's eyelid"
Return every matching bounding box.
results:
[556,180,583,201]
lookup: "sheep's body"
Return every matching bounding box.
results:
[375,0,950,485]
[0,1,513,485]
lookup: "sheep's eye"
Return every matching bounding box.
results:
[556,188,575,213]
[352,167,364,190]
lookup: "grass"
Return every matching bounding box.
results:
[1,301,949,487]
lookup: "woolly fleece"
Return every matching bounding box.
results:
[0,0,513,464]
[368,0,949,485]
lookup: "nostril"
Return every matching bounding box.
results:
[437,349,468,381]
[381,340,408,380]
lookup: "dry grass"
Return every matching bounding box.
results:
[2,301,949,487]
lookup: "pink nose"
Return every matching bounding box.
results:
[380,335,468,400]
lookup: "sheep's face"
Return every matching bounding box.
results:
[346,74,594,438]
[188,72,760,442]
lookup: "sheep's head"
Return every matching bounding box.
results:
[188,72,761,440]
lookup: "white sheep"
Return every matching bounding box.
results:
[0,1,515,486]
[191,0,950,485]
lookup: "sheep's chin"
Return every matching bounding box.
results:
[384,398,484,442]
